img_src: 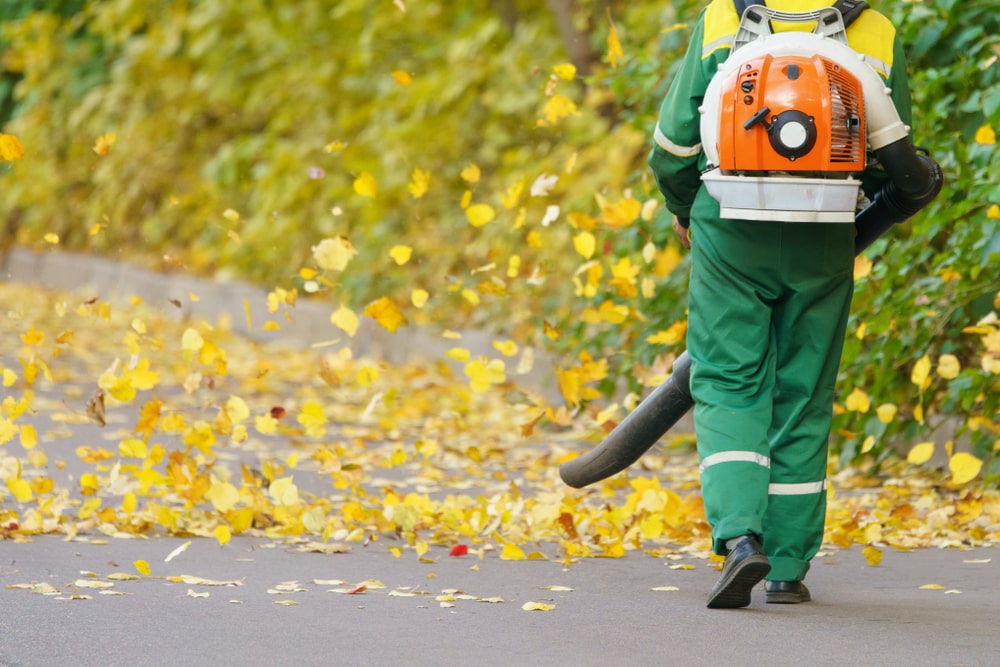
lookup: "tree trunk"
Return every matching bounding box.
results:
[489,0,519,33]
[543,0,600,77]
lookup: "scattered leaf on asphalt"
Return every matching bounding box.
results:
[522,601,556,611]
[164,541,192,563]
[168,575,243,587]
[862,546,883,566]
[651,586,680,592]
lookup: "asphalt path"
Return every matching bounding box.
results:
[2,248,998,666]
[2,535,998,666]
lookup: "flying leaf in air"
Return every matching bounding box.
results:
[353,172,378,198]
[466,204,495,227]
[949,452,982,484]
[363,297,408,332]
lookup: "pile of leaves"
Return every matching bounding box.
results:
[1,280,997,561]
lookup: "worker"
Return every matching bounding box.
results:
[648,0,913,608]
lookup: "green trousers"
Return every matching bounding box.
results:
[687,189,855,583]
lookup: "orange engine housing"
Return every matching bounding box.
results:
[717,53,866,174]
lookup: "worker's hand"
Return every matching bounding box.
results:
[673,217,691,249]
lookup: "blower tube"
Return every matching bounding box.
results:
[558,144,943,489]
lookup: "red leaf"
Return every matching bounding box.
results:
[449,544,469,557]
[270,406,286,419]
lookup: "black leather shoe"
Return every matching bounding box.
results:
[765,580,811,604]
[706,535,771,609]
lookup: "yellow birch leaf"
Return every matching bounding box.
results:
[408,168,430,198]
[411,289,429,308]
[599,196,641,228]
[181,328,204,353]
[297,401,328,437]
[269,476,300,506]
[522,601,556,611]
[500,180,523,209]
[353,172,378,198]
[987,204,1000,219]
[573,231,596,259]
[936,354,960,380]
[6,478,32,503]
[919,583,946,590]
[854,255,872,280]
[461,288,479,305]
[500,542,526,561]
[542,94,577,124]
[949,452,983,484]
[460,164,481,183]
[134,560,151,576]
[0,133,25,161]
[492,340,518,356]
[907,441,935,464]
[363,297,407,332]
[553,63,576,80]
[863,546,883,566]
[876,403,897,424]
[44,233,59,244]
[607,21,624,67]
[974,124,996,145]
[19,423,37,450]
[118,438,148,459]
[910,355,931,388]
[313,237,357,271]
[255,414,278,435]
[446,347,471,363]
[93,132,116,156]
[860,435,876,454]
[330,306,359,336]
[845,387,871,413]
[214,524,232,546]
[914,403,925,424]
[466,204,496,227]
[389,245,412,265]
[391,70,413,85]
[205,482,240,513]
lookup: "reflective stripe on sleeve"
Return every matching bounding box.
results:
[699,451,771,473]
[702,35,734,58]
[768,480,827,496]
[654,126,702,158]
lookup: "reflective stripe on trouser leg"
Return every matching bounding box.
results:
[762,221,855,582]
[688,204,784,555]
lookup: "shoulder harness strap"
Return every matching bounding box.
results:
[732,0,869,28]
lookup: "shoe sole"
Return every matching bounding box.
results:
[706,555,771,609]
[765,591,811,604]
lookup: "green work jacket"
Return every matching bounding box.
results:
[648,0,913,221]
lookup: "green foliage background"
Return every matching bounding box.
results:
[1,0,997,479]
